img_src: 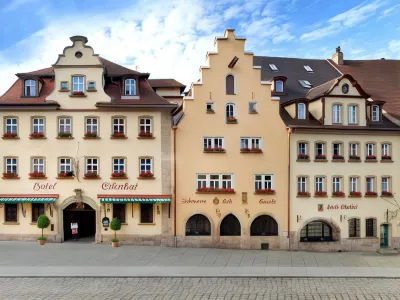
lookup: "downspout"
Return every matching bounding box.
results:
[172,125,177,247]
[287,127,292,251]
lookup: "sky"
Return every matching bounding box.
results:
[0,0,399,95]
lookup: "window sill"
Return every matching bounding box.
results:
[83,177,102,180]
[3,222,20,225]
[86,89,97,92]
[56,177,74,180]
[29,137,47,140]
[380,160,393,163]
[348,195,362,198]
[296,195,311,198]
[110,136,128,140]
[2,137,20,140]
[331,159,345,162]
[58,89,70,92]
[196,191,235,194]
[137,177,155,180]
[29,177,47,180]
[226,121,238,124]
[314,195,328,198]
[30,222,38,225]
[138,223,156,226]
[364,195,378,198]
[249,111,258,114]
[83,136,101,140]
[296,159,310,162]
[137,136,155,140]
[365,159,378,163]
[203,150,226,154]
[2,177,20,180]
[314,159,328,162]
[69,94,87,98]
[56,137,74,140]
[240,151,263,154]
[348,159,361,163]
[254,192,275,195]
[331,195,346,198]
[110,177,129,180]
[206,111,215,114]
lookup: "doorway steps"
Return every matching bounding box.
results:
[378,248,399,255]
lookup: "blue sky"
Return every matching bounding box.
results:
[0,0,399,94]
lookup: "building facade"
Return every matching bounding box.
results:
[174,29,289,250]
[0,36,182,245]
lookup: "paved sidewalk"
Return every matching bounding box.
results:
[1,241,400,277]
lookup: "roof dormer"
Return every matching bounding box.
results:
[272,76,287,95]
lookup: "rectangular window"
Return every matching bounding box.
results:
[333,143,341,155]
[61,81,68,90]
[206,102,214,112]
[5,204,17,222]
[139,118,152,134]
[112,118,125,134]
[241,137,261,150]
[382,143,390,157]
[85,118,98,135]
[315,177,324,192]
[298,142,307,154]
[382,177,390,192]
[59,158,72,175]
[350,177,358,192]
[140,203,154,224]
[197,175,207,189]
[372,105,380,121]
[88,81,96,90]
[203,137,224,151]
[366,219,377,237]
[254,174,273,191]
[196,174,234,190]
[32,157,45,173]
[113,203,126,223]
[139,157,152,173]
[85,158,98,173]
[5,117,18,134]
[333,105,341,123]
[25,80,36,96]
[32,203,44,223]
[349,218,360,238]
[59,117,72,134]
[366,177,374,192]
[5,157,18,174]
[297,177,307,193]
[350,143,358,157]
[72,76,84,92]
[249,102,257,113]
[348,105,357,124]
[32,118,45,133]
[113,158,125,173]
[366,143,375,156]
[332,177,341,192]
[315,143,325,155]
[304,65,313,72]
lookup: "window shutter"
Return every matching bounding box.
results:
[226,75,234,95]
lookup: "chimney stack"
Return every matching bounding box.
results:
[332,46,344,65]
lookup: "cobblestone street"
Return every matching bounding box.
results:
[1,278,400,300]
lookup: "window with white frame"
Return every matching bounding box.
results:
[32,118,45,133]
[72,76,84,92]
[25,80,36,96]
[5,117,18,134]
[203,137,224,151]
[350,177,358,192]
[32,157,45,173]
[382,143,390,157]
[85,118,98,134]
[366,143,375,157]
[125,79,136,95]
[298,142,307,155]
[332,143,342,156]
[350,143,359,157]
[382,177,390,193]
[366,177,375,192]
[249,102,257,113]
[315,176,324,192]
[140,158,152,173]
[297,177,307,193]
[139,118,152,134]
[196,174,233,189]
[372,105,380,121]
[113,158,125,173]
[254,174,273,191]
[85,158,98,173]
[332,177,341,192]
[332,104,341,123]
[5,157,17,174]
[206,102,214,112]
[297,103,306,119]
[275,80,283,93]
[59,158,72,173]
[348,105,357,124]
[241,137,261,150]
[112,117,125,133]
[58,117,72,133]
[226,103,235,119]
[315,142,325,156]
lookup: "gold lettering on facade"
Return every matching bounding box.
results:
[181,198,207,204]
[213,197,219,205]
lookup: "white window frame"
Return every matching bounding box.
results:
[254,174,273,191]
[372,105,380,121]
[275,80,283,93]
[333,104,341,123]
[85,117,98,134]
[304,65,313,72]
[140,157,152,173]
[203,137,224,150]
[240,137,261,149]
[125,79,136,95]
[350,143,358,156]
[59,158,72,173]
[297,177,307,192]
[382,143,390,156]
[113,158,125,173]
[58,117,71,133]
[333,143,341,155]
[350,177,358,192]
[315,177,324,192]
[139,118,152,133]
[249,102,257,113]
[297,103,306,119]
[85,157,98,173]
[5,117,18,134]
[269,64,278,71]
[32,117,45,133]
[112,117,125,133]
[226,103,235,119]
[206,102,215,112]
[298,142,307,154]
[348,105,357,124]
[366,143,375,156]
[25,79,36,96]
[32,157,45,173]
[382,177,390,192]
[315,143,324,155]
[332,177,341,192]
[196,174,234,189]
[5,157,17,174]
[72,76,84,92]
[366,177,375,192]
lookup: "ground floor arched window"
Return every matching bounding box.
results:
[300,221,333,242]
[220,214,241,236]
[250,215,278,236]
[185,214,211,236]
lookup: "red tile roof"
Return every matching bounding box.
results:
[148,79,186,88]
[0,78,54,103]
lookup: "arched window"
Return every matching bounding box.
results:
[250,215,278,236]
[226,103,235,119]
[125,79,136,95]
[300,221,333,242]
[332,104,341,123]
[297,103,306,119]
[226,75,235,95]
[25,80,36,96]
[275,80,283,93]
[185,214,211,236]
[220,214,241,236]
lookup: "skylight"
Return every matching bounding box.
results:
[269,64,278,71]
[298,80,312,88]
[304,65,313,72]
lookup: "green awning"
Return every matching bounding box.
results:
[0,197,56,203]
[100,198,171,203]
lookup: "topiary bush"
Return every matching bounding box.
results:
[110,218,121,242]
[37,215,50,240]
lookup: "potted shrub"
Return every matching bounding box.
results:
[241,147,250,152]
[365,191,378,196]
[58,171,74,178]
[111,132,126,138]
[139,171,153,178]
[297,191,310,196]
[37,215,50,246]
[72,91,85,96]
[315,154,326,160]
[297,153,309,160]
[366,155,377,160]
[111,171,127,178]
[381,155,392,160]
[332,191,345,197]
[29,171,46,178]
[215,147,225,152]
[332,154,344,160]
[251,147,262,153]
[138,131,152,138]
[110,218,121,247]
[382,191,393,197]
[226,116,237,123]
[84,171,99,179]
[84,131,98,138]
[204,147,214,152]
[30,132,45,139]
[58,132,72,138]
[255,188,275,195]
[2,172,18,178]
[350,191,362,196]
[2,132,18,138]
[314,191,327,196]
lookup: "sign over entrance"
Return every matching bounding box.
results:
[102,217,110,228]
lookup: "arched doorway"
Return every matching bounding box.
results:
[300,221,333,242]
[250,215,278,236]
[185,214,211,236]
[220,214,241,236]
[63,202,96,242]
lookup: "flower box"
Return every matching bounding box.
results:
[366,155,377,160]
[365,191,378,196]
[297,191,310,196]
[2,172,18,178]
[255,188,275,195]
[349,155,360,160]
[72,91,85,96]
[138,131,153,138]
[241,148,250,152]
[349,191,362,196]
[332,155,344,160]
[314,191,327,196]
[204,147,225,153]
[84,171,99,178]
[251,147,262,153]
[382,191,393,197]
[58,132,72,138]
[84,132,98,138]
[315,154,326,160]
[297,154,309,160]
[332,191,345,197]
[139,171,153,178]
[226,116,237,123]
[196,187,235,193]
[111,132,126,138]
[2,132,18,139]
[29,171,46,178]
[29,132,45,139]
[381,155,392,160]
[111,171,127,178]
[58,171,74,178]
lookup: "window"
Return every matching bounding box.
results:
[59,158,72,175]
[300,221,332,242]
[5,157,17,174]
[85,158,98,173]
[349,143,359,157]
[241,137,261,150]
[382,177,390,193]
[249,102,257,113]
[275,80,283,93]
[139,157,152,173]
[366,177,375,192]
[125,79,136,95]
[113,203,126,223]
[298,142,307,155]
[72,76,84,92]
[297,103,306,119]
[112,117,125,134]
[366,143,375,157]
[372,105,380,121]
[350,177,358,192]
[203,137,224,151]
[254,174,273,191]
[139,118,152,134]
[332,143,341,156]
[5,117,18,135]
[61,81,68,90]
[220,214,241,236]
[348,105,357,124]
[332,177,341,192]
[226,75,235,95]
[269,64,278,71]
[304,65,313,72]
[196,174,233,190]
[32,203,44,223]
[186,214,211,236]
[32,157,45,173]
[32,118,45,134]
[315,176,325,192]
[206,102,214,112]
[332,104,341,123]
[315,142,325,156]
[88,81,96,90]
[382,143,390,158]
[366,218,377,237]
[113,158,126,173]
[226,103,235,119]
[5,204,17,222]
[58,117,72,134]
[298,80,312,88]
[140,203,153,223]
[85,117,98,135]
[297,177,307,193]
[24,80,36,96]
[250,215,278,236]
[348,218,360,238]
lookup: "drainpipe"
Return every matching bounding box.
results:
[287,128,292,251]
[172,126,177,247]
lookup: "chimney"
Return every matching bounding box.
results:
[332,46,344,65]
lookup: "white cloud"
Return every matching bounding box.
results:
[1,0,39,13]
[223,5,241,20]
[389,40,400,53]
[378,4,400,19]
[300,0,386,41]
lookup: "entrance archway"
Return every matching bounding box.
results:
[63,203,96,242]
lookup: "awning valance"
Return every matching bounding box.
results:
[100,197,171,203]
[0,197,57,203]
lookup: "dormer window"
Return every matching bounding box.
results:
[297,103,306,119]
[333,104,342,124]
[24,80,36,96]
[273,76,286,94]
[72,76,84,92]
[372,105,380,121]
[125,79,136,95]
[275,81,283,93]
